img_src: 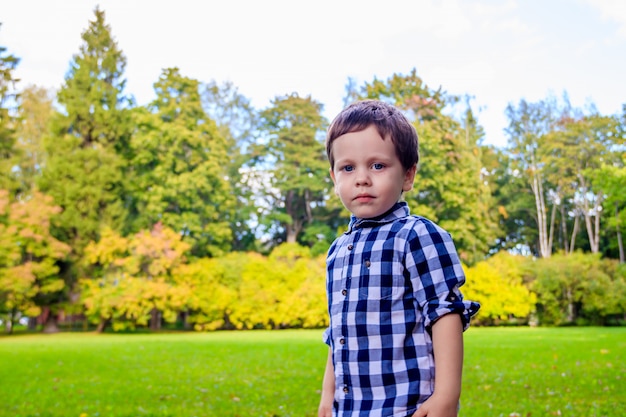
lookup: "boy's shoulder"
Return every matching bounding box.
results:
[403,213,448,232]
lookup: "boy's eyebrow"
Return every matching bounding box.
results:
[335,154,396,163]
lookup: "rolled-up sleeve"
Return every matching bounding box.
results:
[405,221,480,331]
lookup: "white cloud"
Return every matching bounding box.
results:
[584,0,626,37]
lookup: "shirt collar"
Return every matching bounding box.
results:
[347,202,409,232]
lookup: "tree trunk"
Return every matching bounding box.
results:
[548,201,556,253]
[4,311,14,334]
[96,318,110,333]
[569,213,580,254]
[284,190,302,243]
[42,313,60,333]
[529,162,550,258]
[566,289,574,323]
[616,203,624,264]
[150,308,161,331]
[27,317,37,331]
[580,176,602,254]
[560,204,569,253]
[178,311,191,330]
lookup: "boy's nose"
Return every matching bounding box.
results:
[355,169,371,186]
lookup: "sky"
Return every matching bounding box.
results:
[1,0,625,147]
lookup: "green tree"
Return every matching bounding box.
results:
[128,68,235,257]
[528,251,614,325]
[39,7,130,252]
[545,112,623,254]
[13,85,54,197]
[588,158,626,262]
[0,34,20,194]
[504,95,571,258]
[36,7,131,330]
[257,93,330,246]
[201,80,259,251]
[481,144,536,254]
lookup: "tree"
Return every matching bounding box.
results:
[201,80,259,251]
[505,95,569,258]
[257,93,329,246]
[171,253,242,331]
[528,252,620,325]
[0,190,70,333]
[589,158,626,262]
[81,223,190,332]
[481,144,536,254]
[545,114,623,253]
[36,7,131,330]
[0,34,20,194]
[39,6,130,254]
[128,68,235,257]
[13,85,54,197]
[463,251,536,325]
[227,243,327,329]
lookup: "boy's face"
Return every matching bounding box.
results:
[330,125,416,219]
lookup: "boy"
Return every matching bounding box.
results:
[319,100,479,417]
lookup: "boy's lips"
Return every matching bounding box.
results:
[354,194,375,202]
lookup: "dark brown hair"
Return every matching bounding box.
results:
[325,99,419,170]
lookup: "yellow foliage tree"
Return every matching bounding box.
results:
[228,243,327,329]
[81,223,190,331]
[0,190,70,333]
[171,254,241,331]
[463,251,536,325]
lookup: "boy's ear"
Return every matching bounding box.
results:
[402,164,417,192]
[329,167,339,195]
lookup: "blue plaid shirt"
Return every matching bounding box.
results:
[323,202,479,417]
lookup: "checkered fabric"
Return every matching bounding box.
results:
[323,202,480,417]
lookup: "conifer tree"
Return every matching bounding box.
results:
[36,8,131,329]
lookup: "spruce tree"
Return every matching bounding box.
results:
[36,8,131,329]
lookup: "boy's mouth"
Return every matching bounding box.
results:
[354,194,375,202]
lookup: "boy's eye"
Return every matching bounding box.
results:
[342,165,354,172]
[372,163,385,170]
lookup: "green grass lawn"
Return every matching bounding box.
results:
[0,327,624,417]
[461,327,626,417]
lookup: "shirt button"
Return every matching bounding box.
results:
[339,338,345,345]
[341,289,347,296]
[365,260,371,267]
[343,386,349,393]
[347,244,353,250]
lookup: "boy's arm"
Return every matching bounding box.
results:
[318,348,335,417]
[413,313,464,417]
